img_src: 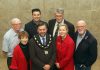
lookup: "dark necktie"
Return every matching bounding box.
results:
[42,37,46,45]
[54,24,59,38]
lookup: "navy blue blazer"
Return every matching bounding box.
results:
[24,20,46,39]
[74,30,97,67]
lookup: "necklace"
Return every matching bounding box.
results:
[34,35,52,49]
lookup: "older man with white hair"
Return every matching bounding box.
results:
[2,18,23,69]
[74,20,97,70]
[48,8,75,41]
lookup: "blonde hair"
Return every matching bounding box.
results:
[59,24,68,31]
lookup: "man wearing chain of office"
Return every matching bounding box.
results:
[29,21,56,70]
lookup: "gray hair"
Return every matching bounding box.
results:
[55,8,64,14]
[11,18,21,24]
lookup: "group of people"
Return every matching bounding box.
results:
[2,8,97,70]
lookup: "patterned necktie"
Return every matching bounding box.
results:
[42,37,46,45]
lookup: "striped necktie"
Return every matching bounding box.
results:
[42,37,46,45]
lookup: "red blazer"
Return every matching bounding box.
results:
[10,45,31,70]
[56,34,75,70]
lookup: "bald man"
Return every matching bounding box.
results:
[74,20,97,70]
[2,18,23,69]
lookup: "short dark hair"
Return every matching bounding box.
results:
[37,21,48,29]
[18,31,29,39]
[32,8,41,14]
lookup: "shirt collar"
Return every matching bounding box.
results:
[56,19,64,26]
[39,35,46,39]
[11,28,18,36]
[78,31,86,38]
[11,28,23,36]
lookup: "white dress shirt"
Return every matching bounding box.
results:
[53,19,64,37]
[2,28,23,57]
[39,35,46,45]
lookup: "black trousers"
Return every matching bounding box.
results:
[7,57,12,69]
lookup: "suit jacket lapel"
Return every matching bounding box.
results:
[75,32,78,43]
[36,34,42,44]
[51,20,56,35]
[76,31,89,51]
[77,37,85,49]
[46,34,50,44]
[36,34,50,45]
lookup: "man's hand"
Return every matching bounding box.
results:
[55,63,60,68]
[2,51,7,57]
[80,64,86,69]
[43,64,50,70]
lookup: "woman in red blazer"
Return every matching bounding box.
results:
[55,24,75,70]
[10,31,31,70]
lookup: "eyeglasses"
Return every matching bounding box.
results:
[12,23,21,25]
[76,26,85,28]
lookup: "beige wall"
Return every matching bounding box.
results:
[0,0,100,57]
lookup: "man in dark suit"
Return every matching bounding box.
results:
[24,8,45,39]
[74,20,97,70]
[48,8,75,40]
[29,21,56,70]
